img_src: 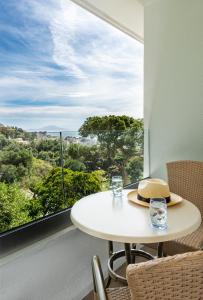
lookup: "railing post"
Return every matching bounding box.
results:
[60,132,65,202]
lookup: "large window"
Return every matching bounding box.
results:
[0,0,143,234]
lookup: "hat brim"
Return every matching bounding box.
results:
[128,189,183,207]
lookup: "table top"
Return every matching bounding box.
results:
[71,190,201,244]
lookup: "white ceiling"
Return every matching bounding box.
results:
[71,0,144,42]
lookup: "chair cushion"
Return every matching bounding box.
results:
[106,287,131,300]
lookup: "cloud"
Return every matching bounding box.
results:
[0,0,143,130]
[0,105,107,131]
[0,102,141,131]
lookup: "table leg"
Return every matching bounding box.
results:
[157,242,164,258]
[124,243,132,264]
[108,248,154,284]
[108,241,113,256]
[131,244,137,263]
[106,241,114,288]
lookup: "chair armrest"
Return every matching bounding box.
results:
[92,255,108,300]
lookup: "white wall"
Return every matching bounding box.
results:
[1,227,123,300]
[144,0,203,179]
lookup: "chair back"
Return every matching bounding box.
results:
[167,160,203,215]
[127,251,203,300]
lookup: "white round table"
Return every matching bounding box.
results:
[71,190,201,284]
[71,190,201,244]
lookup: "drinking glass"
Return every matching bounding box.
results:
[150,198,167,229]
[111,176,123,197]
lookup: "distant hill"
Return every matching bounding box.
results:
[0,124,36,139]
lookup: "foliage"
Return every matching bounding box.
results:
[0,183,32,232]
[64,159,86,171]
[67,143,83,160]
[26,157,53,191]
[0,143,32,183]
[0,116,144,233]
[30,168,103,216]
[66,143,104,171]
[0,134,10,148]
[79,115,141,134]
[126,156,143,182]
[0,125,36,140]
[79,115,143,184]
[31,139,62,165]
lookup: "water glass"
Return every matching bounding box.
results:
[111,176,123,197]
[150,198,167,229]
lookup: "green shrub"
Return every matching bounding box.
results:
[0,183,31,233]
[32,168,104,216]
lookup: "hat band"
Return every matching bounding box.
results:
[137,194,171,204]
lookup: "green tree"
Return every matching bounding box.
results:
[31,167,103,216]
[0,144,32,183]
[79,115,143,184]
[26,157,53,191]
[67,143,83,160]
[0,164,19,184]
[0,134,10,149]
[64,159,86,171]
[0,124,36,140]
[0,183,32,233]
[66,143,104,172]
[126,156,143,182]
[31,138,64,166]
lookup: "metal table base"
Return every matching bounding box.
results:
[106,241,164,286]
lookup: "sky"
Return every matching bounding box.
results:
[0,0,143,131]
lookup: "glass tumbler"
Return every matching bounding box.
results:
[111,176,123,197]
[150,198,167,229]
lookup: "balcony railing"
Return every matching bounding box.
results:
[0,129,143,235]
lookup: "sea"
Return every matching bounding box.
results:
[47,131,80,138]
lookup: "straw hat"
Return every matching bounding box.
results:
[128,178,183,207]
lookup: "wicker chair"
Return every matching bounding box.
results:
[92,251,203,300]
[163,160,203,255]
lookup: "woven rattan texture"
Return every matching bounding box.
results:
[164,222,203,255]
[167,160,203,214]
[165,160,203,254]
[106,287,131,300]
[127,251,203,300]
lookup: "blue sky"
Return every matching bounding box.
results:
[0,0,143,131]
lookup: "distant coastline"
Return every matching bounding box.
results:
[48,131,80,138]
[28,130,80,138]
[0,123,80,138]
